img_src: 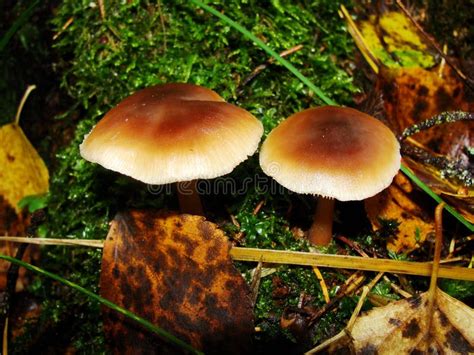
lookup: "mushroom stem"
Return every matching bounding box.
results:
[177,180,204,215]
[308,197,335,246]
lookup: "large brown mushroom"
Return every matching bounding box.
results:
[259,106,400,245]
[80,83,263,215]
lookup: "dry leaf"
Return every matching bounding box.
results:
[0,122,48,291]
[365,172,435,253]
[350,288,474,354]
[377,66,470,136]
[100,210,254,354]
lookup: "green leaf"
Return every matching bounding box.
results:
[17,193,48,212]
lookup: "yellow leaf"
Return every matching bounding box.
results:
[359,11,436,68]
[0,123,49,212]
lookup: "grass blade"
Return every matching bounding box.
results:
[0,0,40,52]
[0,254,203,355]
[189,0,336,106]
[191,1,474,232]
[400,165,474,232]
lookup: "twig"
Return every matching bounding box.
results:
[395,0,474,89]
[157,0,167,51]
[400,111,474,139]
[98,0,106,20]
[305,272,383,354]
[237,44,303,93]
[249,260,263,306]
[308,271,366,325]
[252,200,265,215]
[383,275,412,298]
[52,17,74,41]
[2,237,474,281]
[336,236,369,257]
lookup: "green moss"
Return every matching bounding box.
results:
[14,0,360,352]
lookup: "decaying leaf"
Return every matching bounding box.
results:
[379,64,473,225]
[379,66,472,143]
[347,5,474,230]
[350,288,474,354]
[365,172,435,253]
[100,210,254,354]
[0,121,48,291]
[359,11,436,69]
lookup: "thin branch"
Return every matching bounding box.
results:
[156,0,167,51]
[2,237,473,281]
[98,0,106,21]
[400,111,473,139]
[238,44,304,92]
[52,16,74,41]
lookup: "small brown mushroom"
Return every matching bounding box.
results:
[259,106,400,245]
[80,83,263,215]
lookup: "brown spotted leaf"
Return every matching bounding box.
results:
[350,288,474,354]
[100,210,254,354]
[365,172,435,253]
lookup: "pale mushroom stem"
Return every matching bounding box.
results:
[308,197,335,246]
[177,180,204,215]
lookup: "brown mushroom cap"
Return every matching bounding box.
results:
[259,106,400,201]
[80,83,263,184]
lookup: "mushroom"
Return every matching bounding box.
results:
[259,106,400,245]
[80,83,263,215]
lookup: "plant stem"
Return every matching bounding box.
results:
[14,85,36,125]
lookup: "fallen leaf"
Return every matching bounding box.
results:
[350,288,474,353]
[359,11,436,69]
[0,122,48,291]
[100,210,254,354]
[365,172,435,253]
[347,5,474,232]
[0,123,49,213]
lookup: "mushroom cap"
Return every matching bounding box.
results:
[259,106,400,201]
[80,83,263,184]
